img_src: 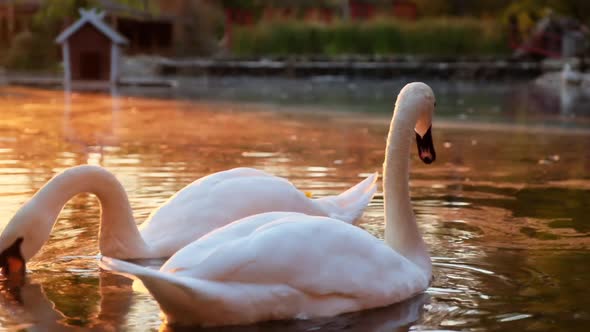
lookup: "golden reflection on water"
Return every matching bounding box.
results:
[0,86,589,331]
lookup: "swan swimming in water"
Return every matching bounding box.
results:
[101,82,437,327]
[562,63,583,86]
[0,166,378,277]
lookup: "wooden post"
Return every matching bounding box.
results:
[110,44,119,85]
[62,41,71,89]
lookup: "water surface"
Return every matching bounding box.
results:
[0,81,589,331]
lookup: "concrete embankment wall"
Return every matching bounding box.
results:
[158,57,563,80]
[0,56,580,89]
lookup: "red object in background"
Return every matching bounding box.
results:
[509,31,562,58]
[302,7,334,23]
[349,0,375,20]
[349,0,417,21]
[224,8,255,50]
[392,1,417,20]
[319,7,334,23]
[226,8,255,26]
[508,16,563,59]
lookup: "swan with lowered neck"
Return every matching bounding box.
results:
[100,82,437,327]
[0,165,378,277]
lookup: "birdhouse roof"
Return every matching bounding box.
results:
[55,8,128,45]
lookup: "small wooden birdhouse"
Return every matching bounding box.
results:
[55,8,128,87]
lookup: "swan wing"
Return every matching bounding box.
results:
[146,167,278,209]
[159,211,299,272]
[175,215,427,298]
[139,175,324,255]
[138,169,377,257]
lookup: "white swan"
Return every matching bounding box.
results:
[0,166,377,277]
[562,63,583,86]
[100,82,437,327]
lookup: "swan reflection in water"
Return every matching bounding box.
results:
[0,272,133,331]
[0,273,428,331]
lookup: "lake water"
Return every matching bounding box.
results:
[0,78,589,331]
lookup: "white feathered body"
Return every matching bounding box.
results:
[103,212,429,326]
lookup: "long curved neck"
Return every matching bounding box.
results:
[383,107,431,274]
[19,165,151,259]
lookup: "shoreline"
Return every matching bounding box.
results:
[2,56,577,89]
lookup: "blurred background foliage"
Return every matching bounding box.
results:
[233,18,507,57]
[230,0,590,57]
[1,0,589,70]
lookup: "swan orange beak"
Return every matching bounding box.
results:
[416,126,436,164]
[0,237,26,279]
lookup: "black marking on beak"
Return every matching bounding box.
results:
[0,237,25,279]
[416,126,436,164]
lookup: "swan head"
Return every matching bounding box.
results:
[0,237,25,279]
[0,207,49,278]
[396,82,436,164]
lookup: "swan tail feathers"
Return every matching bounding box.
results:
[99,256,154,280]
[99,257,195,292]
[316,172,378,224]
[100,257,209,324]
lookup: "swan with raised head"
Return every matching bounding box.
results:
[0,166,377,277]
[562,63,583,86]
[101,82,437,327]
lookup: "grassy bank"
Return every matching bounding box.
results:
[233,18,509,57]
